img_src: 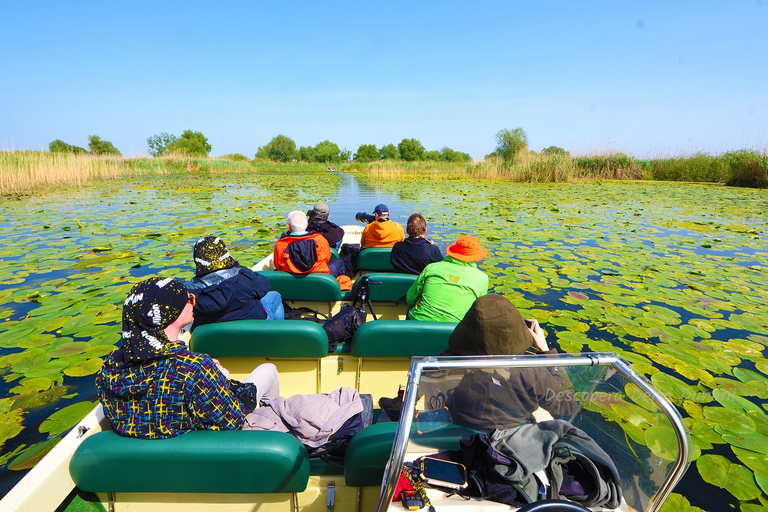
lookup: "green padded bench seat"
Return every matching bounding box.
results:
[357,248,394,271]
[70,430,310,493]
[350,320,457,357]
[343,422,477,487]
[260,270,343,302]
[190,319,329,358]
[351,273,416,303]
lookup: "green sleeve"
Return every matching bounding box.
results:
[406,269,427,306]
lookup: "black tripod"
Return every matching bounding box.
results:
[352,274,382,320]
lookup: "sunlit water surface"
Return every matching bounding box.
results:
[0,171,767,510]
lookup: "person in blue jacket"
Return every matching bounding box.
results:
[186,236,283,330]
[390,213,443,275]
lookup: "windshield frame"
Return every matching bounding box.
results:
[375,352,691,512]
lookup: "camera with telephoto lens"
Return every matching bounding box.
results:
[355,212,376,224]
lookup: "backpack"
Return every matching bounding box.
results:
[323,304,366,352]
[282,301,328,323]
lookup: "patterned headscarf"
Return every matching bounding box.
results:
[113,277,189,366]
[193,236,238,277]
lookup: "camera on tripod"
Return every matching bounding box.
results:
[355,212,376,224]
[352,274,382,319]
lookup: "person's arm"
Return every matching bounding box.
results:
[272,243,284,271]
[186,355,244,430]
[406,269,427,306]
[247,269,271,299]
[360,225,369,248]
[528,319,552,353]
[315,234,332,264]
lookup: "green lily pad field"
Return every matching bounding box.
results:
[0,171,766,510]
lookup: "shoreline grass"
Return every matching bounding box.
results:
[2,148,766,196]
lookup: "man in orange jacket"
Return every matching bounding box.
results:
[273,211,349,287]
[360,203,405,248]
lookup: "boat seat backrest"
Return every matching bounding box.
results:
[350,272,416,303]
[260,270,342,301]
[350,320,457,357]
[70,430,310,493]
[344,422,477,487]
[190,319,329,358]
[357,248,394,271]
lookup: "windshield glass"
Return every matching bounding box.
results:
[378,354,690,512]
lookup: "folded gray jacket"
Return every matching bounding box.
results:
[243,387,363,448]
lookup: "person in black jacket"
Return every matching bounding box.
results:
[389,213,443,275]
[186,236,283,330]
[307,202,345,250]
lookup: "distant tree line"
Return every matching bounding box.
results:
[48,135,122,156]
[49,126,574,165]
[254,135,472,163]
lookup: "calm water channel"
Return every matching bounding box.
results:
[0,170,767,510]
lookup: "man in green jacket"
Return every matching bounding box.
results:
[406,235,489,322]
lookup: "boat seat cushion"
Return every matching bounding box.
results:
[357,248,394,271]
[351,273,416,303]
[260,270,342,301]
[190,319,329,358]
[344,422,477,487]
[70,430,310,493]
[350,320,457,357]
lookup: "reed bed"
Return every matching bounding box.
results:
[0,151,129,196]
[347,149,767,187]
[3,148,766,195]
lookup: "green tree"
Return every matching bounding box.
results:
[542,146,568,156]
[495,127,528,163]
[314,140,343,163]
[440,147,472,162]
[88,135,121,155]
[48,139,87,154]
[165,130,211,157]
[256,135,297,162]
[423,150,441,161]
[354,144,380,162]
[147,132,178,157]
[397,138,425,161]
[380,144,399,160]
[297,145,317,162]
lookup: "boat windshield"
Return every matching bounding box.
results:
[376,353,691,512]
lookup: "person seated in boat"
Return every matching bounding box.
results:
[444,293,578,432]
[273,211,350,288]
[97,276,280,439]
[359,203,405,248]
[186,236,283,330]
[405,235,489,322]
[306,202,344,250]
[389,213,443,275]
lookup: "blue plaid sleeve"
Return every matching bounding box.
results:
[182,352,245,430]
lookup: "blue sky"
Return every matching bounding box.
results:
[1,1,766,159]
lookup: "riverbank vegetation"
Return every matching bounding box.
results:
[2,131,766,196]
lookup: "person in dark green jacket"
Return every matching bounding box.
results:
[406,235,489,323]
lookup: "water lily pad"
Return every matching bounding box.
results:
[732,446,768,480]
[39,401,96,436]
[7,437,61,471]
[63,358,104,377]
[644,424,679,461]
[658,492,706,512]
[703,407,756,435]
[696,454,761,501]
